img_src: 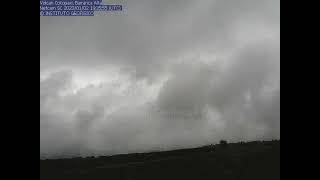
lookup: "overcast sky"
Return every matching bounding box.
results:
[40,0,280,157]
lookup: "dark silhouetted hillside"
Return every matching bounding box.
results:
[40,140,280,180]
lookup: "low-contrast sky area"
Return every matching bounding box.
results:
[40,0,280,157]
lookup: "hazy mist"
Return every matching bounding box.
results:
[40,0,280,158]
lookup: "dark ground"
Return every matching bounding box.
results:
[40,140,280,180]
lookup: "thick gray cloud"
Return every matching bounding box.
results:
[40,0,280,158]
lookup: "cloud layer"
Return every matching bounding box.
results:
[40,0,280,157]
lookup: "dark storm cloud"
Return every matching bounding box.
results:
[40,0,280,157]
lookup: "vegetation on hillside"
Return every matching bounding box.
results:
[40,140,280,180]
